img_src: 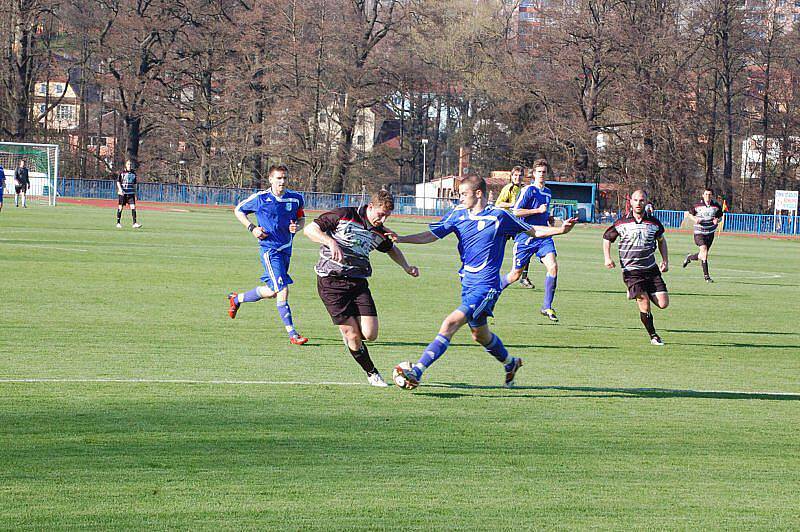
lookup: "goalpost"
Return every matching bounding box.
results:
[0,142,60,206]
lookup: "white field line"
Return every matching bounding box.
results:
[0,377,365,386]
[0,377,798,398]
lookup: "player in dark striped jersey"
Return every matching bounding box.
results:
[116,160,141,228]
[602,189,670,345]
[683,187,724,282]
[304,190,419,387]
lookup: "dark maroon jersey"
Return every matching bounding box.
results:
[689,199,723,235]
[603,213,665,273]
[313,205,394,278]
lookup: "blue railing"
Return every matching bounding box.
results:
[653,209,800,235]
[57,179,798,235]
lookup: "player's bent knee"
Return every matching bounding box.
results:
[256,286,276,299]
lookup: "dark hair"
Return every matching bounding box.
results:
[704,187,714,194]
[532,158,549,171]
[460,176,487,195]
[268,164,289,177]
[370,190,394,211]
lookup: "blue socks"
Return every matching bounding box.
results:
[484,333,513,367]
[241,287,262,303]
[542,274,557,310]
[414,334,451,378]
[277,301,298,337]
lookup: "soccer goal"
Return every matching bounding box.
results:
[0,142,60,206]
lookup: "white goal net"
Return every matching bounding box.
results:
[0,142,60,206]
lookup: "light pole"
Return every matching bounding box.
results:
[421,138,428,216]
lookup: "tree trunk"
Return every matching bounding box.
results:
[330,98,357,193]
[124,115,141,165]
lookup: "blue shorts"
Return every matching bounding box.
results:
[259,249,293,292]
[457,285,501,328]
[513,236,556,269]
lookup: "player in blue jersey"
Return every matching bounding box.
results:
[392,176,577,389]
[227,164,308,345]
[501,158,561,322]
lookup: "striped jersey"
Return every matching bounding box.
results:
[689,200,723,235]
[603,213,665,273]
[312,205,394,278]
[429,205,531,289]
[118,171,137,194]
[236,189,305,253]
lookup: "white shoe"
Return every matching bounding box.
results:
[132,223,142,228]
[116,223,122,228]
[367,372,389,387]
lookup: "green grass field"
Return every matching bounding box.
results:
[1,203,799,529]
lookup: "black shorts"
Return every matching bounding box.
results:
[622,269,668,300]
[317,276,377,325]
[15,183,28,194]
[118,193,136,206]
[694,232,715,248]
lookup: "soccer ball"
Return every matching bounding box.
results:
[392,361,419,390]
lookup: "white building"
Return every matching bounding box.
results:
[740,135,800,181]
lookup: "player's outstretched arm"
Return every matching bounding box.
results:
[658,236,669,272]
[395,231,438,245]
[525,216,578,238]
[602,238,616,268]
[387,245,420,277]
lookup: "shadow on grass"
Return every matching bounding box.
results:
[730,281,797,287]
[557,288,735,298]
[423,382,800,401]
[570,324,798,337]
[369,340,617,350]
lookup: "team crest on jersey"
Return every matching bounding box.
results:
[285,203,292,211]
[477,220,486,231]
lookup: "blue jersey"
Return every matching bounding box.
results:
[429,205,530,290]
[514,184,551,226]
[0,165,5,189]
[236,189,305,253]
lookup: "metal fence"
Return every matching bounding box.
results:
[57,178,799,235]
[653,209,800,236]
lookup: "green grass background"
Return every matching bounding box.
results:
[1,203,799,529]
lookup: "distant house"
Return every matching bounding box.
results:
[33,79,80,131]
[740,134,800,181]
[316,104,378,155]
[68,110,118,168]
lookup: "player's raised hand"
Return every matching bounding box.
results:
[660,260,669,273]
[252,226,268,240]
[561,217,579,233]
[605,258,616,269]
[288,220,298,234]
[405,265,420,277]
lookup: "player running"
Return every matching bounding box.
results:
[393,176,577,389]
[304,190,419,387]
[227,164,308,345]
[683,187,724,282]
[602,189,670,345]
[495,165,533,289]
[116,160,142,228]
[501,158,560,321]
